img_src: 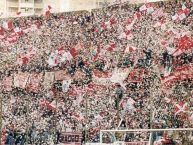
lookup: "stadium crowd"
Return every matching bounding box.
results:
[0,0,193,144]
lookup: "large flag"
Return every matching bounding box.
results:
[43,72,55,90]
[26,73,43,92]
[14,72,30,89]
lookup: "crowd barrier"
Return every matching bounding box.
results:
[86,142,149,145]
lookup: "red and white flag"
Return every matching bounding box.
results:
[120,97,135,111]
[6,33,18,43]
[124,46,137,53]
[139,3,154,13]
[172,5,190,21]
[69,47,77,57]
[174,102,188,116]
[14,27,23,36]
[0,26,4,35]
[48,48,73,66]
[152,8,164,19]
[16,11,21,16]
[40,99,56,110]
[17,47,37,65]
[3,20,13,30]
[71,113,84,121]
[161,75,176,85]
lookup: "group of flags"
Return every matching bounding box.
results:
[172,4,190,21]
[47,45,81,67]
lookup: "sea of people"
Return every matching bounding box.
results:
[0,0,193,144]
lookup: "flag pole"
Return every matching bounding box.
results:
[83,82,89,143]
[85,92,88,143]
[55,90,59,144]
[0,92,2,145]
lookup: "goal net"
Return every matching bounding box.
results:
[100,128,193,145]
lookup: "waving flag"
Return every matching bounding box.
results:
[70,47,77,57]
[152,8,164,19]
[40,100,56,110]
[139,3,154,13]
[48,48,73,66]
[172,6,190,21]
[16,11,21,15]
[17,47,37,65]
[120,97,136,112]
[14,27,23,36]
[124,46,137,53]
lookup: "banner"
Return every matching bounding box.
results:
[86,142,148,145]
[26,73,43,92]
[59,132,82,144]
[54,70,67,81]
[1,76,13,91]
[43,72,55,90]
[14,72,30,89]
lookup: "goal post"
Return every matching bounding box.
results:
[100,128,193,144]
